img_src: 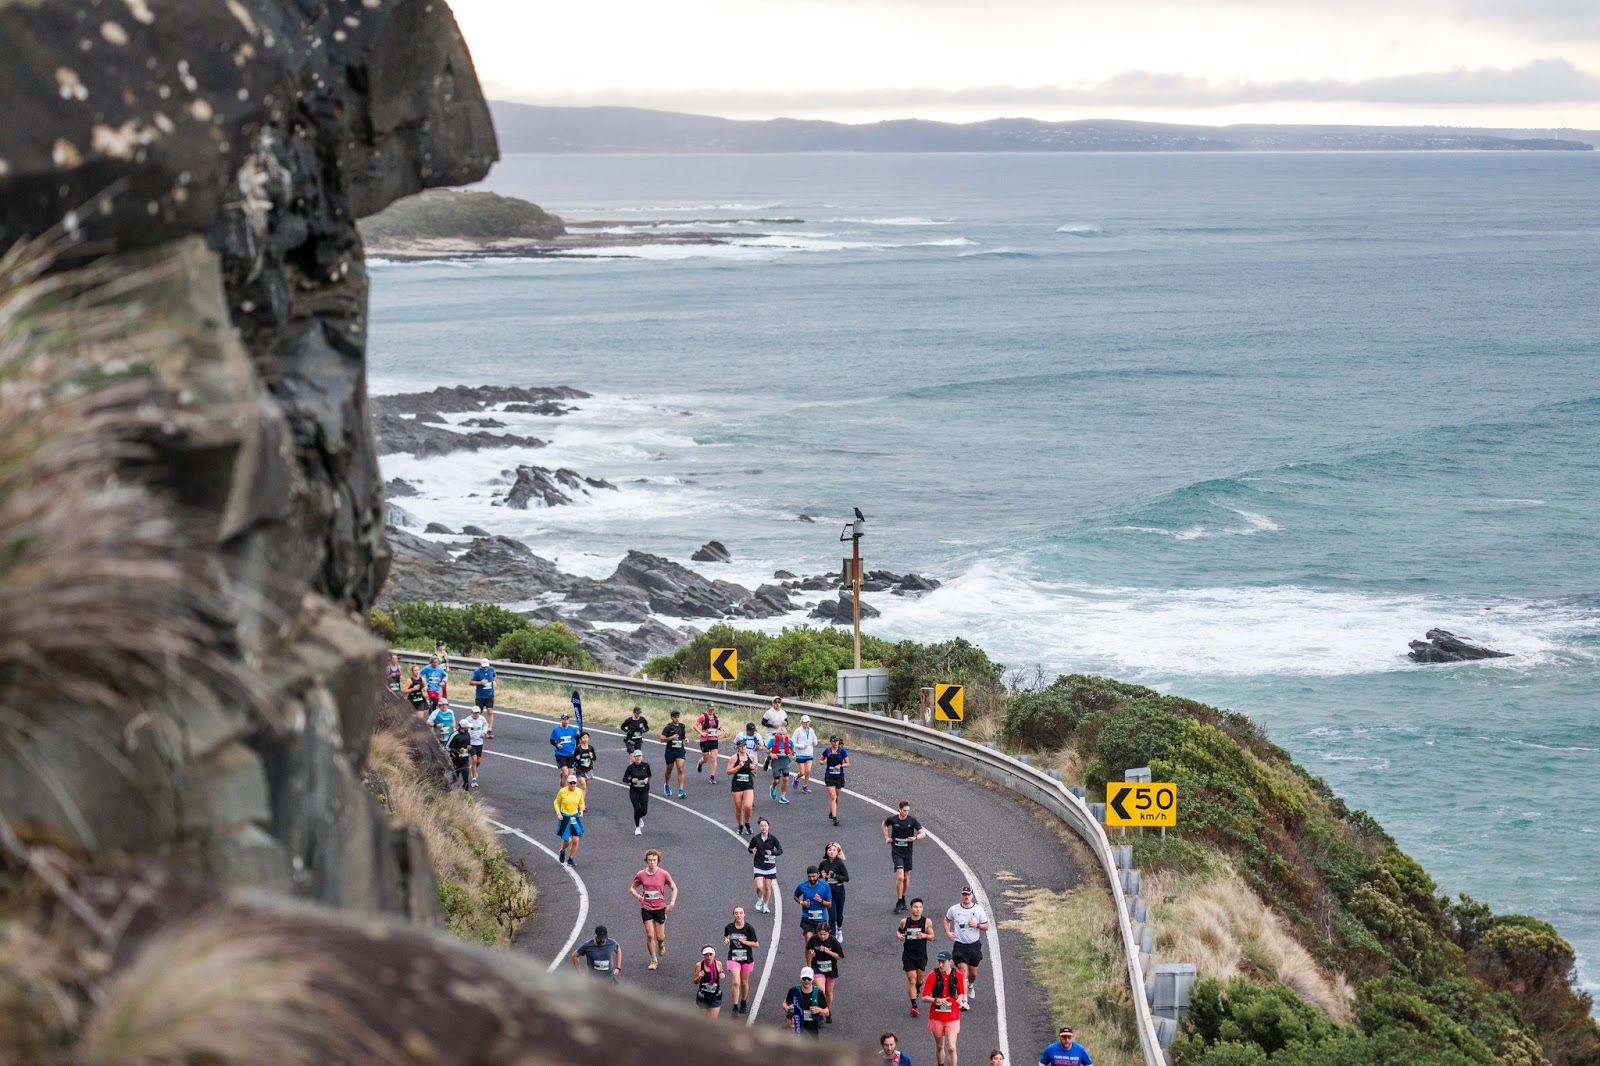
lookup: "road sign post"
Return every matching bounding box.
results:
[1104,782,1178,829]
[709,648,738,684]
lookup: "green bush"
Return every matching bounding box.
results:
[493,623,595,670]
[391,600,472,652]
[641,623,777,689]
[881,636,1006,719]
[998,673,1159,751]
[754,626,868,697]
[367,607,397,643]
[460,602,531,651]
[1094,697,1189,780]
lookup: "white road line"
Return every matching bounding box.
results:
[490,819,588,973]
[844,788,1010,1066]
[484,747,781,1025]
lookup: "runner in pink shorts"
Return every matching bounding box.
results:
[722,905,762,1015]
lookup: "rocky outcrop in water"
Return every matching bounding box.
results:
[373,383,588,417]
[811,591,882,622]
[373,410,545,457]
[692,540,733,562]
[501,464,619,508]
[1408,628,1512,663]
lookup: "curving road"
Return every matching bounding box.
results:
[476,702,1083,1059]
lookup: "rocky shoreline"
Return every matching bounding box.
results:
[366,219,798,261]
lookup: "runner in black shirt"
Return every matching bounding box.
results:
[571,925,621,981]
[660,710,688,797]
[823,735,850,826]
[619,706,651,754]
[804,924,844,1024]
[693,946,725,1018]
[785,969,829,1037]
[621,749,652,833]
[883,800,927,912]
[819,841,850,941]
[723,906,761,1015]
[897,897,934,1016]
[573,732,597,794]
[748,817,782,914]
[727,744,757,834]
[446,722,472,789]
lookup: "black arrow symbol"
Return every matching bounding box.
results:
[712,648,735,679]
[1108,786,1132,821]
[936,686,961,718]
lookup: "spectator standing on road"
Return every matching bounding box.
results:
[573,731,597,793]
[420,656,448,711]
[659,710,688,797]
[885,800,928,913]
[823,734,850,826]
[461,705,489,787]
[693,946,725,1018]
[630,849,676,970]
[881,1032,913,1065]
[749,817,783,913]
[469,658,496,738]
[762,695,788,733]
[723,905,760,1015]
[1037,1026,1091,1065]
[553,777,585,867]
[446,721,472,789]
[819,841,850,941]
[571,925,621,981]
[944,886,990,1008]
[427,698,456,746]
[695,705,721,782]
[767,720,794,803]
[622,749,652,834]
[921,952,965,1066]
[804,922,844,1024]
[785,967,828,1037]
[794,865,834,938]
[899,898,934,1016]
[620,705,651,754]
[792,715,819,793]
[549,712,579,785]
[728,744,758,834]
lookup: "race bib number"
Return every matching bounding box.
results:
[732,947,749,962]
[592,959,610,971]
[806,906,827,922]
[815,959,833,973]
[643,890,661,901]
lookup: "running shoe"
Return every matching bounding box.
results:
[663,784,671,797]
[634,826,642,835]
[801,786,812,794]
[647,960,658,971]
[959,995,969,1010]
[910,1005,919,1017]
[485,731,494,740]
[698,763,704,773]
[769,785,777,799]
[677,789,685,798]
[778,796,790,804]
[709,776,717,784]
[568,858,578,869]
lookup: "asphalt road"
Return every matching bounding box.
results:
[474,703,1083,1062]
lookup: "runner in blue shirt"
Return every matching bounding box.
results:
[469,659,497,738]
[1038,1026,1092,1065]
[794,865,834,936]
[419,658,448,711]
[426,699,456,746]
[550,712,580,784]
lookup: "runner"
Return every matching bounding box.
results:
[549,711,580,785]
[620,705,651,754]
[884,800,927,913]
[386,653,403,694]
[736,721,765,761]
[898,898,935,1016]
[659,710,688,797]
[992,1053,1006,1066]
[622,749,652,834]
[767,720,793,803]
[571,925,621,981]
[426,698,456,746]
[823,734,850,826]
[944,886,990,1008]
[784,967,828,1037]
[792,714,819,793]
[728,744,758,834]
[553,776,585,866]
[573,731,598,794]
[803,921,844,1024]
[469,658,497,737]
[880,1032,913,1065]
[693,946,725,1018]
[921,952,966,1066]
[723,905,761,1015]
[748,817,782,912]
[433,638,448,661]
[403,665,426,717]
[629,849,676,970]
[695,704,721,782]
[818,841,850,941]
[762,695,788,733]
[420,656,447,711]
[460,703,490,787]
[794,865,834,938]
[446,720,472,790]
[1037,1026,1092,1065]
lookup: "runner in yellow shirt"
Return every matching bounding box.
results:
[554,777,586,867]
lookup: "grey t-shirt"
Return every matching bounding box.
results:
[575,938,619,974]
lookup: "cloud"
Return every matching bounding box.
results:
[498,59,1600,113]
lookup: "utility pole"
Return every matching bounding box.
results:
[841,509,866,669]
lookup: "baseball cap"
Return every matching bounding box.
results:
[702,945,716,956]
[806,864,819,874]
[800,966,815,979]
[829,734,841,742]
[480,658,489,667]
[800,714,810,723]
[936,950,953,961]
[671,709,681,717]
[745,721,757,730]
[1059,1025,1074,1037]
[560,712,569,719]
[594,925,608,938]
[961,886,974,895]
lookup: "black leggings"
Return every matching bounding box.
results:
[629,788,650,826]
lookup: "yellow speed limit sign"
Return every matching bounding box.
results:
[1105,782,1178,827]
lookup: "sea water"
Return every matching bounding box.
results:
[367,152,1599,999]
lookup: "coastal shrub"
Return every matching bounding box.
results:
[460,602,531,651]
[641,623,774,688]
[360,189,565,240]
[754,626,876,698]
[367,607,396,643]
[391,600,472,652]
[1093,697,1188,779]
[492,623,594,670]
[881,636,1006,719]
[999,673,1159,751]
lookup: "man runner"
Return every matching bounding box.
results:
[784,967,828,1037]
[944,886,991,1008]
[921,952,966,1066]
[749,817,783,913]
[629,849,676,970]
[723,905,761,1015]
[884,800,927,912]
[659,710,688,797]
[880,1032,913,1065]
[695,704,721,782]
[620,705,651,754]
[571,925,621,981]
[420,656,447,711]
[792,714,819,793]
[460,704,489,787]
[762,695,788,733]
[469,658,496,737]
[736,721,764,761]
[549,711,580,785]
[898,897,935,1016]
[767,720,793,803]
[1038,1025,1093,1065]
[553,776,585,867]
[622,749,651,834]
[823,734,850,826]
[794,865,834,938]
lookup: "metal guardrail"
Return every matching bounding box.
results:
[401,652,1168,1065]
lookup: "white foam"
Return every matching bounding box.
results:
[1056,223,1108,236]
[824,216,952,226]
[1113,506,1282,540]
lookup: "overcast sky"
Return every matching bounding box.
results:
[450,0,1600,127]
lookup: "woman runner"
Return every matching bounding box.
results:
[693,946,725,1018]
[573,731,597,793]
[727,743,757,834]
[553,777,585,868]
[403,665,426,717]
[749,817,783,913]
[804,922,844,1024]
[823,735,850,825]
[386,653,403,693]
[819,840,850,941]
[723,905,761,1015]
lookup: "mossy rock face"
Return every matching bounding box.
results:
[361,189,566,240]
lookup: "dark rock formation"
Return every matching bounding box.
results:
[461,416,507,428]
[385,502,421,529]
[583,620,703,674]
[797,513,817,523]
[373,410,544,457]
[691,540,733,562]
[461,524,492,537]
[601,551,788,620]
[415,410,447,424]
[385,477,420,498]
[501,464,618,508]
[1408,629,1512,663]
[384,533,568,604]
[774,570,797,580]
[811,591,882,622]
[424,522,455,535]
[373,384,587,417]
[503,400,574,415]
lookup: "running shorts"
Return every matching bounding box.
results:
[576,767,590,779]
[557,815,583,841]
[953,940,983,966]
[728,960,754,976]
[795,754,814,763]
[555,754,576,770]
[892,848,914,872]
[927,1018,960,1040]
[753,866,777,880]
[640,907,666,925]
[470,744,483,757]
[825,773,845,789]
[700,739,720,752]
[903,951,928,973]
[476,696,494,709]
[731,781,753,793]
[664,748,685,762]
[697,993,722,1008]
[771,756,791,778]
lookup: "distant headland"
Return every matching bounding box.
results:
[490,102,1598,154]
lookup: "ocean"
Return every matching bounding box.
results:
[366,151,1600,1000]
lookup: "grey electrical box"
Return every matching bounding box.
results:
[1150,963,1198,1020]
[837,667,889,707]
[1125,766,1153,783]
